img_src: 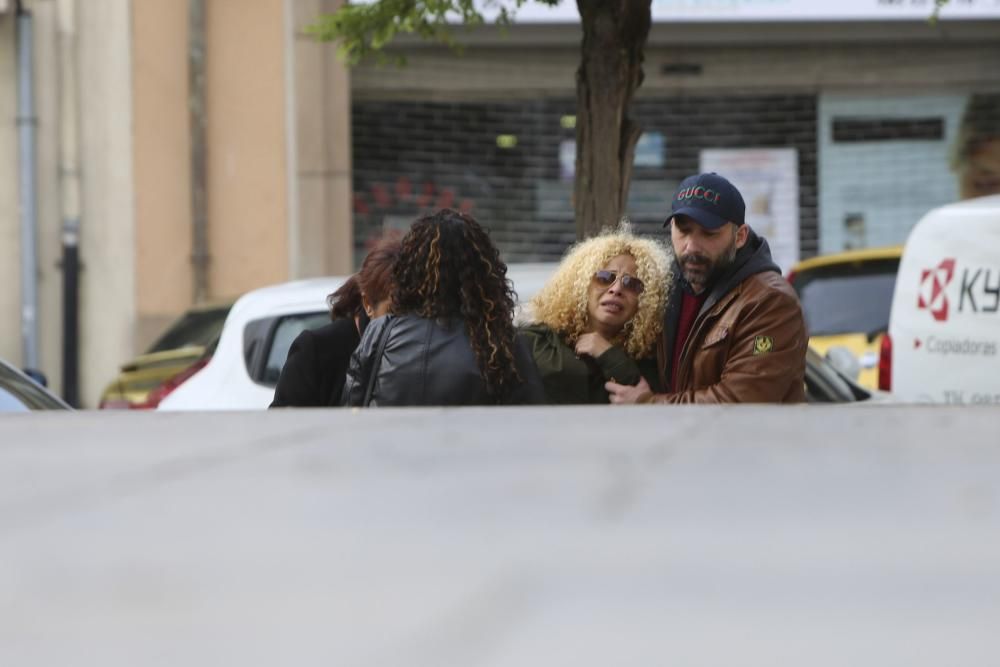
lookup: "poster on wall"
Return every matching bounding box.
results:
[699,148,800,272]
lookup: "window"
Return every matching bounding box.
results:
[243,311,331,387]
[149,306,232,353]
[794,260,898,337]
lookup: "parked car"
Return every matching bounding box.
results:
[0,358,72,412]
[788,246,902,389]
[158,263,882,410]
[158,264,563,411]
[883,195,1000,403]
[99,302,232,409]
[157,278,348,410]
[803,347,882,404]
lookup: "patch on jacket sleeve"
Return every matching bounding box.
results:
[752,335,774,355]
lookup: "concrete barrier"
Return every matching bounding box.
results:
[1,405,998,665]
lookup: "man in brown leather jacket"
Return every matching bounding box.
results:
[607,172,807,404]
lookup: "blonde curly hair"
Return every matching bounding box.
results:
[530,227,673,358]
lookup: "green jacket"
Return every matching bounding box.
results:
[520,324,662,404]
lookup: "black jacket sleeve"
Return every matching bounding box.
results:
[270,330,321,408]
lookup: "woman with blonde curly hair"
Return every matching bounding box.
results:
[521,227,673,404]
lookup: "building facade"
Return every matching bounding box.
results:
[0,0,353,406]
[350,8,1000,270]
[2,1,999,407]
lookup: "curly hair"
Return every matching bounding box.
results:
[328,236,401,320]
[530,227,673,358]
[393,209,521,401]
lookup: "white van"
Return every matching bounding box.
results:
[883,195,1000,404]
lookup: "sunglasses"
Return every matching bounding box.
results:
[592,270,645,295]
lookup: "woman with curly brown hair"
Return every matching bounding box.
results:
[341,209,544,406]
[521,227,673,404]
[270,236,400,407]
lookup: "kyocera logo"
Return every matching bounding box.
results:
[917,259,956,321]
[917,258,1000,322]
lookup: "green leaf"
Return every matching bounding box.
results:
[306,0,571,64]
[929,0,949,24]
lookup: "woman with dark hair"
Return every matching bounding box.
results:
[342,209,544,406]
[270,237,401,407]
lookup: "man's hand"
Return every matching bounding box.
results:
[606,376,654,404]
[575,332,612,359]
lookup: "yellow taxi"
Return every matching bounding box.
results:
[788,246,902,390]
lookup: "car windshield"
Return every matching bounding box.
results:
[793,260,898,337]
[148,306,231,353]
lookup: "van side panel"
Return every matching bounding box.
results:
[889,196,1000,404]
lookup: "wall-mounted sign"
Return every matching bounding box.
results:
[508,0,1000,23]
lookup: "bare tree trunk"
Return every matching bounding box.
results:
[574,0,651,239]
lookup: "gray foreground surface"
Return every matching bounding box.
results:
[1,405,999,666]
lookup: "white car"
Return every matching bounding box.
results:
[157,264,557,411]
[157,277,349,410]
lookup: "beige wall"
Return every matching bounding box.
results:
[30,0,63,394]
[1,0,356,405]
[132,0,193,350]
[205,0,289,299]
[291,0,353,278]
[324,24,353,276]
[77,0,136,406]
[0,16,20,366]
[129,0,355,328]
[0,0,137,406]
[0,1,64,392]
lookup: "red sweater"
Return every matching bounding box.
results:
[671,290,708,391]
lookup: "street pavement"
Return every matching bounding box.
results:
[1,405,999,665]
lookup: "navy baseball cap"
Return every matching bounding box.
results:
[664,172,746,229]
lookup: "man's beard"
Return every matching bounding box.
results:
[677,235,738,294]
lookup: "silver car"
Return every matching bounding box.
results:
[0,359,71,412]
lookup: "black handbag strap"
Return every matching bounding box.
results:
[362,317,394,406]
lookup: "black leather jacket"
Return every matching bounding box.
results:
[341,314,545,407]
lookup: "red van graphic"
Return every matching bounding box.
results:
[917,258,956,322]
